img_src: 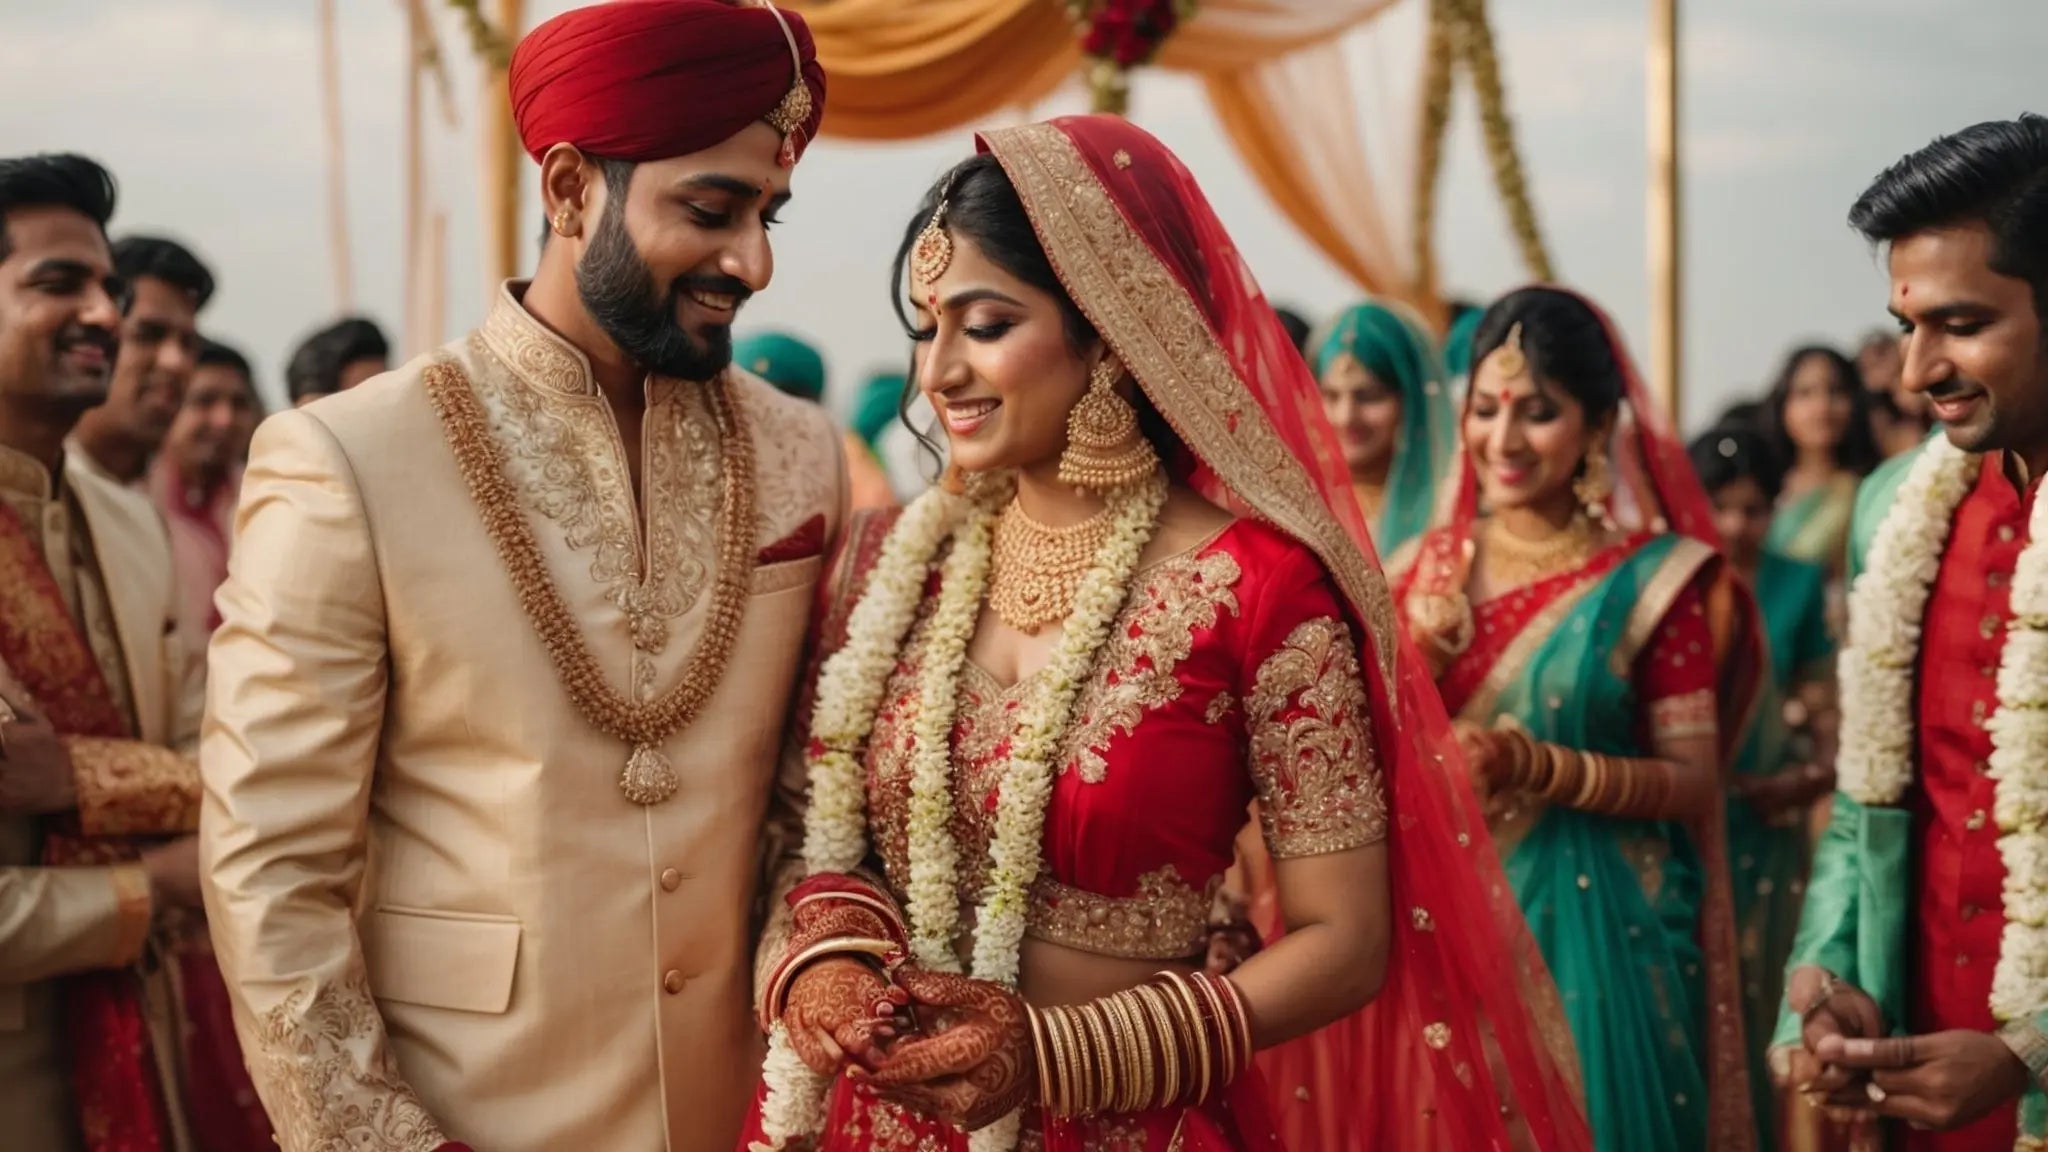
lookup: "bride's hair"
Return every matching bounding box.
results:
[1468,286,1625,426]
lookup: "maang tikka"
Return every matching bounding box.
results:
[911,176,959,295]
[1059,359,1161,493]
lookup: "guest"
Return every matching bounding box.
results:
[1399,285,1759,1152]
[1312,300,1455,569]
[282,315,388,407]
[1762,345,1881,577]
[1272,304,1313,357]
[0,151,265,1152]
[147,337,257,667]
[71,234,212,485]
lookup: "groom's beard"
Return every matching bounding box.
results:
[576,211,748,383]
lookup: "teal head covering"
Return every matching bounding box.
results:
[733,331,826,402]
[1440,303,1485,382]
[1311,301,1457,557]
[851,371,906,451]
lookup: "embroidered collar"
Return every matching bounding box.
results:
[477,280,680,406]
[0,443,56,501]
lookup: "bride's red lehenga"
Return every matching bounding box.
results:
[743,114,1593,1152]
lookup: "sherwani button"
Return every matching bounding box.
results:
[660,868,682,892]
[663,970,686,994]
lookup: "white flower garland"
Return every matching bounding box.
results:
[1833,433,2048,1041]
[755,470,1168,1152]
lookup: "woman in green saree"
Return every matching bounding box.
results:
[1762,346,1882,576]
[1398,286,1760,1152]
[1691,426,1840,1150]
[1312,301,1456,573]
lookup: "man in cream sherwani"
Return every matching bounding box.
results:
[198,5,840,1150]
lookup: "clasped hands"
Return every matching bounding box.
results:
[1773,965,2029,1131]
[782,958,1033,1132]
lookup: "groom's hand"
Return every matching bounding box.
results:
[1818,1030,2030,1130]
[862,968,1034,1132]
[783,958,905,1078]
[1780,965,1884,1109]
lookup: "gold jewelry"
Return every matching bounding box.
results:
[911,175,959,289]
[423,363,756,805]
[1057,359,1161,494]
[745,0,813,166]
[988,497,1116,633]
[1574,442,1615,527]
[1493,322,1528,378]
[551,208,578,237]
[1479,513,1595,588]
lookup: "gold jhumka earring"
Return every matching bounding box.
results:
[1058,359,1161,494]
[1575,441,1615,528]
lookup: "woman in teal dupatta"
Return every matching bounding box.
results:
[1761,346,1882,577]
[1691,426,1840,1150]
[1398,286,1760,1152]
[1312,300,1456,573]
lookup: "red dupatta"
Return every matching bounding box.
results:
[980,116,1593,1152]
[0,496,270,1152]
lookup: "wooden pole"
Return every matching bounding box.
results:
[403,4,423,357]
[319,0,355,312]
[1647,0,1681,423]
[481,0,525,293]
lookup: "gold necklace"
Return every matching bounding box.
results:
[987,497,1116,633]
[424,360,756,806]
[1479,513,1594,589]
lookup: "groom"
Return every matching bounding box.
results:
[1773,116,2048,1150]
[199,3,843,1150]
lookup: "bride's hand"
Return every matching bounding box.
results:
[861,968,1035,1132]
[783,957,910,1078]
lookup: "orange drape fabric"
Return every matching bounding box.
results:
[780,0,1425,309]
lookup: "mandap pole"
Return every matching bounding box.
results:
[482,0,525,293]
[1647,0,1681,424]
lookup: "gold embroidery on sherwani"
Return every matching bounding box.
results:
[423,359,757,804]
[1247,617,1388,856]
[981,123,1401,689]
[68,736,199,836]
[470,320,721,658]
[1060,549,1242,783]
[254,960,447,1152]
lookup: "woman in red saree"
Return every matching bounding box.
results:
[1394,287,1762,1152]
[740,115,1590,1152]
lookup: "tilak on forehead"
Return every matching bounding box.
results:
[508,0,827,171]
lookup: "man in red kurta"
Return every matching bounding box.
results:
[1775,118,2048,1150]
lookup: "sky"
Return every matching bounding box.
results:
[1,0,2041,431]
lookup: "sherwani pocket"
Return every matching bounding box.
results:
[750,554,823,598]
[363,905,522,1014]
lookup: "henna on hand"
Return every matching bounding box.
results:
[865,968,1035,1131]
[784,957,902,1077]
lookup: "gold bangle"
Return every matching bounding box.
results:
[1186,972,1233,1083]
[1214,973,1254,1069]
[1051,1006,1084,1118]
[1104,991,1146,1112]
[1027,1004,1054,1114]
[1134,982,1182,1107]
[1120,991,1159,1113]
[1162,971,1216,1103]
[1080,1001,1117,1116]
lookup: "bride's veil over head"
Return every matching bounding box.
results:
[976,115,1593,1151]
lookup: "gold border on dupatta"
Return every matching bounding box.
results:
[1609,536,1716,678]
[980,123,1399,689]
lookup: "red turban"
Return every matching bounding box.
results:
[509,0,826,166]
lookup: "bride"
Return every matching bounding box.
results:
[741,114,1589,1152]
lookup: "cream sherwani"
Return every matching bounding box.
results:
[200,286,846,1152]
[0,444,203,1152]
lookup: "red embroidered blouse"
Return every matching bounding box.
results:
[862,518,1389,961]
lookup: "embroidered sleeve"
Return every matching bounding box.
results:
[253,959,449,1152]
[1637,581,1717,739]
[67,736,199,837]
[1246,616,1388,857]
[0,861,152,983]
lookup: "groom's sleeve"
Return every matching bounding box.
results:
[200,410,452,1152]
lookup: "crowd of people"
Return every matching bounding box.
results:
[2,3,2046,1152]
